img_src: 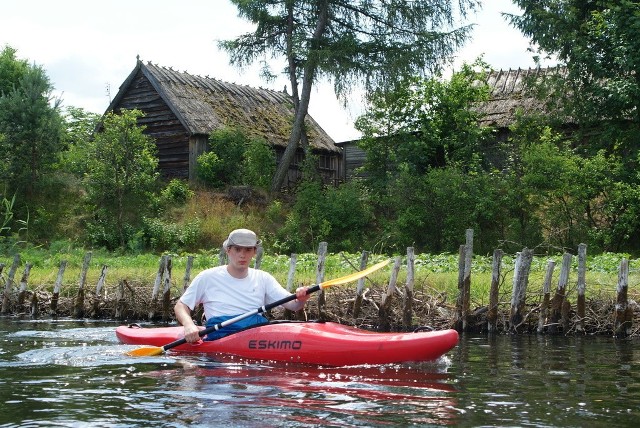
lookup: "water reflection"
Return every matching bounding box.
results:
[1,319,639,427]
[138,359,458,426]
[453,334,640,427]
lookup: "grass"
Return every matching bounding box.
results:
[1,247,639,307]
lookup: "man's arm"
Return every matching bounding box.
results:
[282,287,311,312]
[174,300,201,343]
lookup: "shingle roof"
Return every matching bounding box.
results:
[110,60,340,153]
[475,66,567,128]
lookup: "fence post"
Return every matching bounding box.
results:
[379,256,402,332]
[510,248,533,332]
[149,255,167,320]
[487,248,503,333]
[315,242,328,320]
[115,280,127,320]
[537,259,556,333]
[182,255,194,292]
[614,258,631,336]
[576,243,587,333]
[549,252,572,334]
[162,256,172,321]
[74,252,92,319]
[284,253,300,320]
[91,265,108,318]
[1,254,20,314]
[17,262,32,308]
[254,246,264,269]
[454,245,464,330]
[455,229,473,331]
[218,246,227,266]
[30,285,39,318]
[351,251,369,318]
[403,247,415,331]
[50,260,67,315]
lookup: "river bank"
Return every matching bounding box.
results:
[2,248,639,336]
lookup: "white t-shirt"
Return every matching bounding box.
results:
[180,265,295,319]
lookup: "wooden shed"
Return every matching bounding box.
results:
[104,58,343,188]
[337,66,569,180]
[474,66,571,136]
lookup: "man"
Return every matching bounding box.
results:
[175,228,311,342]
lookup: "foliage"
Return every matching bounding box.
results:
[275,156,374,253]
[354,62,503,253]
[0,45,29,95]
[508,0,640,158]
[197,128,277,191]
[221,0,481,191]
[58,106,101,176]
[196,151,224,188]
[505,1,640,253]
[0,49,64,197]
[381,166,512,255]
[83,109,159,249]
[356,61,492,188]
[505,117,640,254]
[197,127,247,188]
[243,138,276,190]
[160,179,194,206]
[0,193,28,250]
[142,217,201,253]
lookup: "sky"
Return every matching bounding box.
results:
[0,0,557,142]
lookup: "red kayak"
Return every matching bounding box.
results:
[116,321,458,366]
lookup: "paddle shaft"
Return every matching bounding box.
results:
[160,284,321,353]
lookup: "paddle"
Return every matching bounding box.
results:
[126,259,390,357]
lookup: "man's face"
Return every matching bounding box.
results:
[226,245,257,269]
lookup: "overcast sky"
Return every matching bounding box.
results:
[0,0,556,142]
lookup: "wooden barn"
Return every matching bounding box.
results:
[104,58,343,188]
[474,66,570,135]
[337,66,568,180]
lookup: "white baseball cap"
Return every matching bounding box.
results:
[223,228,261,249]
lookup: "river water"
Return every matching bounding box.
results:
[0,318,638,427]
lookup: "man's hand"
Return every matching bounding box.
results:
[174,300,201,343]
[295,286,312,303]
[182,323,201,343]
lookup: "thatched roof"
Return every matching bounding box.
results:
[108,59,340,153]
[475,66,567,128]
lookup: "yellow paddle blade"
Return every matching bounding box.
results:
[319,259,390,288]
[126,346,165,357]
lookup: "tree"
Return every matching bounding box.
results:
[221,0,480,192]
[84,109,159,249]
[353,62,512,253]
[0,48,63,198]
[59,106,102,175]
[0,45,29,95]
[355,62,493,197]
[507,0,640,253]
[508,0,640,160]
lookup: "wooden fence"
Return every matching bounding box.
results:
[0,229,636,336]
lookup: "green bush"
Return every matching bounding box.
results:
[161,179,194,205]
[142,217,202,252]
[196,151,224,188]
[243,138,276,190]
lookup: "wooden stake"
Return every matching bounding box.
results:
[402,247,415,331]
[537,259,556,333]
[488,248,503,333]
